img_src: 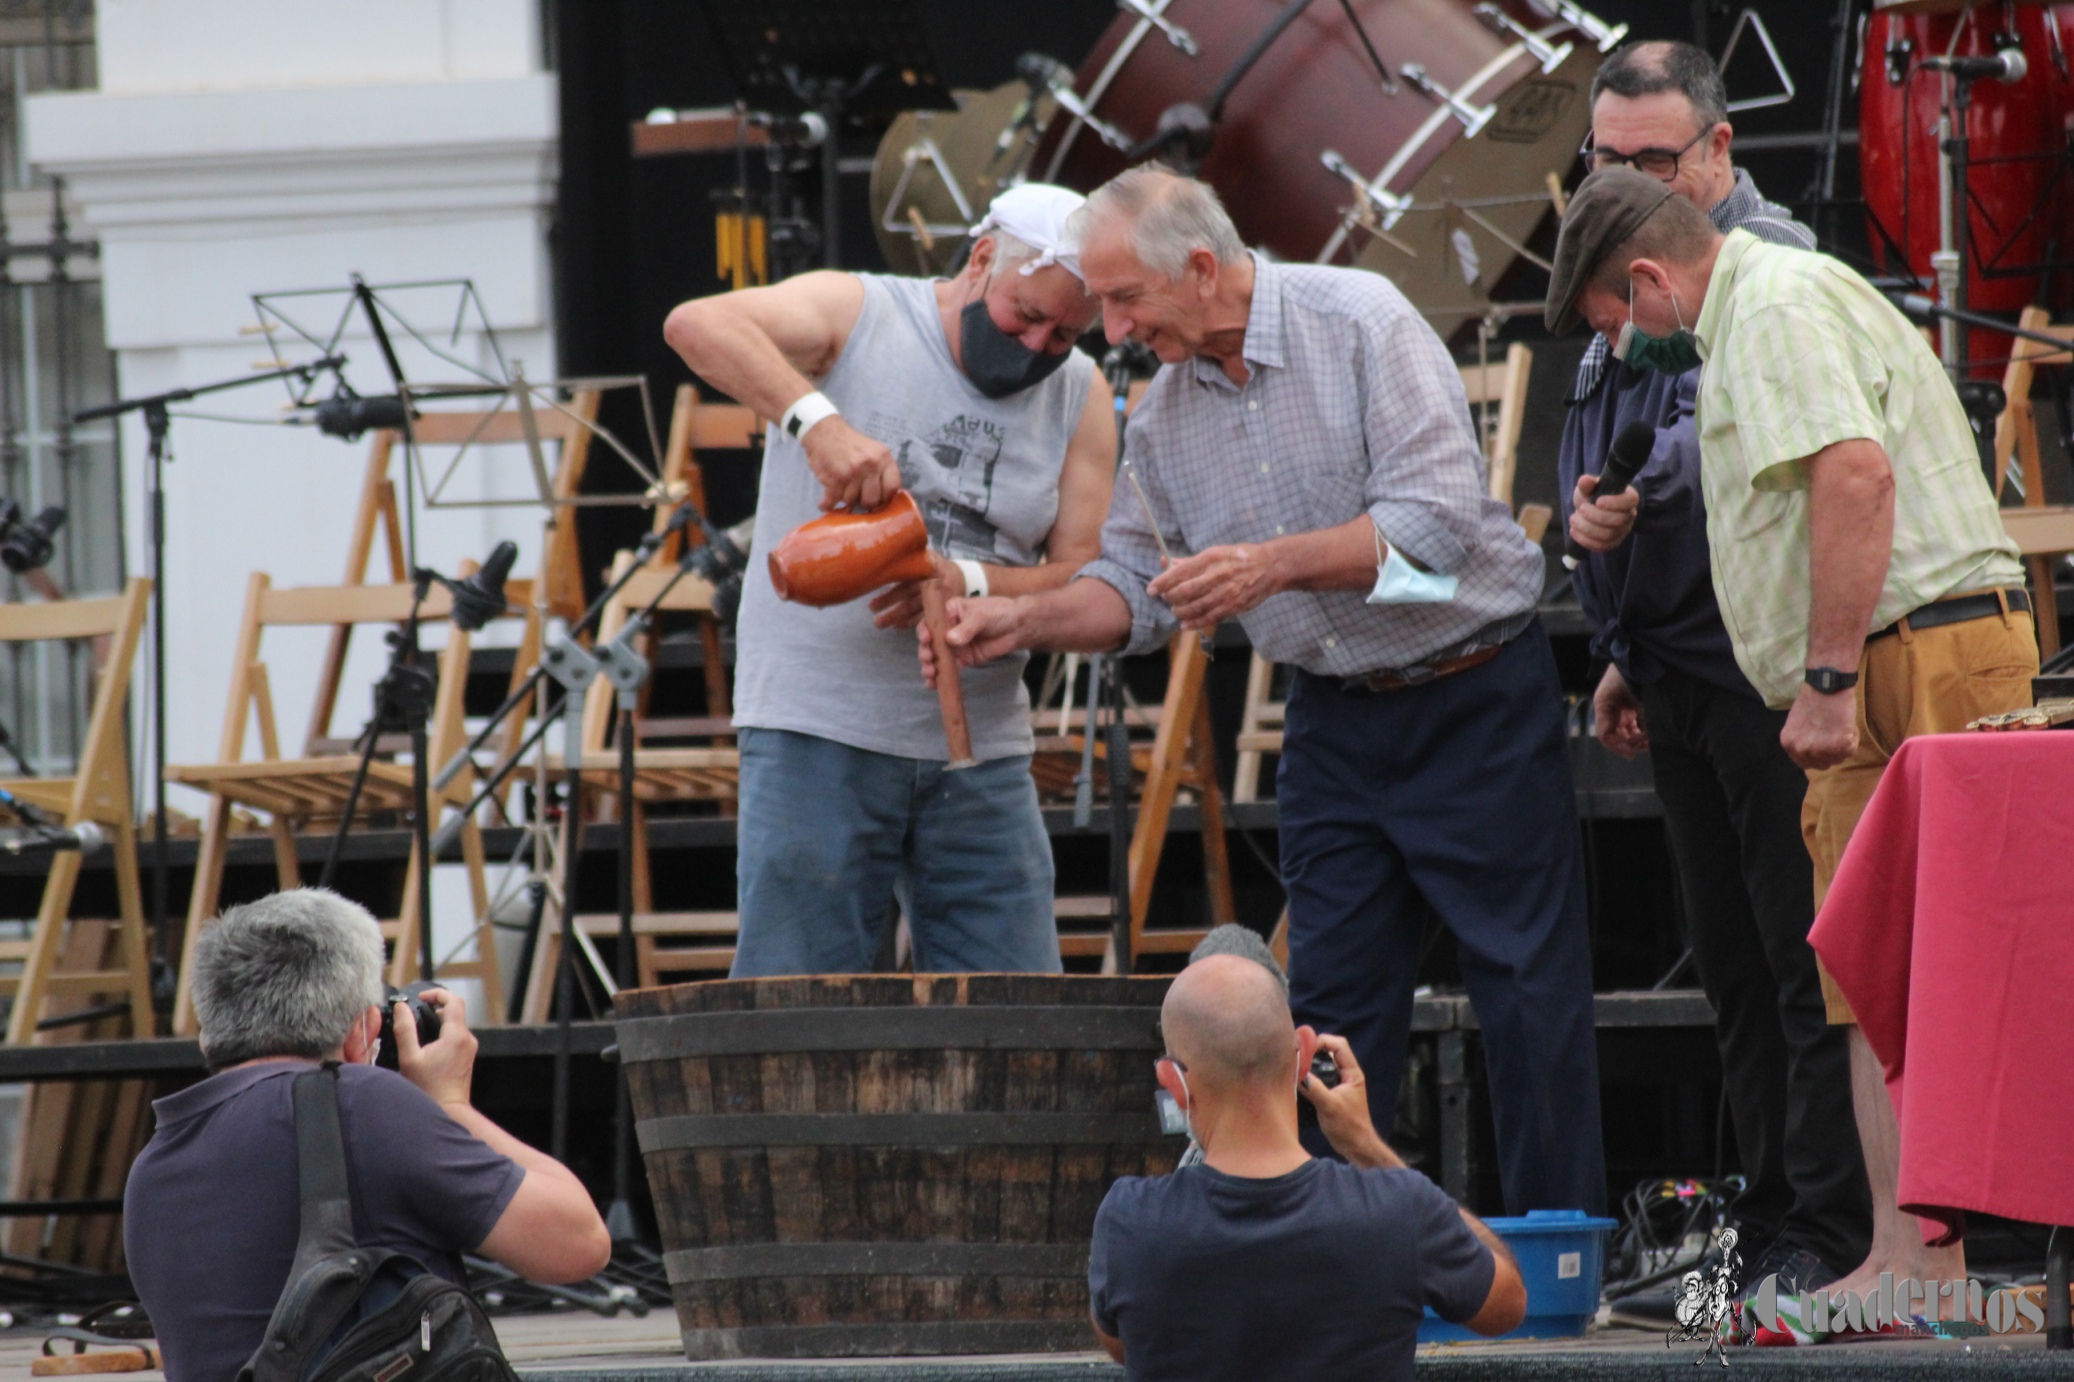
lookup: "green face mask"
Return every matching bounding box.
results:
[1613,279,1701,375]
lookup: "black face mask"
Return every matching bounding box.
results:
[959,296,1070,399]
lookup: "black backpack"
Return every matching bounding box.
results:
[237,1064,519,1382]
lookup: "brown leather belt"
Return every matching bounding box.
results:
[1867,587,2030,642]
[1339,644,1502,694]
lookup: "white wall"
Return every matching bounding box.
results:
[25,0,563,997]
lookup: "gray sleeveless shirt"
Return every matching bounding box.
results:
[733,274,1095,761]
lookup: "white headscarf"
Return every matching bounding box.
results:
[968,183,1087,281]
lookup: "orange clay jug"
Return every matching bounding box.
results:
[767,490,936,607]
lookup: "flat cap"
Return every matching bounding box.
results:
[1544,167,1678,335]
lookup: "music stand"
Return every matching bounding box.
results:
[693,0,953,269]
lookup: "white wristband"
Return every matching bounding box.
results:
[780,390,840,442]
[952,558,989,599]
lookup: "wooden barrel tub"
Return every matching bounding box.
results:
[615,973,1178,1359]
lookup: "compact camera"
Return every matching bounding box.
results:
[374,980,443,1069]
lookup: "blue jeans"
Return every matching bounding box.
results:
[1278,623,1606,1215]
[731,727,1062,976]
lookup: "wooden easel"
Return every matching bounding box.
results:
[1991,306,2074,658]
[0,579,154,1046]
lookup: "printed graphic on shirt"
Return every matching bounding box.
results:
[887,412,1006,557]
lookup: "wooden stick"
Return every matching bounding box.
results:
[33,1348,161,1376]
[919,583,976,769]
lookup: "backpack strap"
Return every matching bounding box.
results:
[288,1063,358,1272]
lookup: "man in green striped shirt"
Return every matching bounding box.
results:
[1546,167,2036,1322]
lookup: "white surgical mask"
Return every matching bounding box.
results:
[1366,528,1457,605]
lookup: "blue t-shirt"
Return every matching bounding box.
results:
[1089,1159,1494,1382]
[124,1061,524,1382]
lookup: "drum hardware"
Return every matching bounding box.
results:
[1717,9,1797,113]
[1129,0,1401,168]
[1022,51,1135,154]
[1524,0,1626,53]
[1400,63,1497,137]
[1116,0,1200,58]
[1320,149,1415,245]
[1473,4,1573,75]
[1885,33,1915,85]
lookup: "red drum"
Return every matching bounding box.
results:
[1859,4,2074,374]
[1029,0,1623,342]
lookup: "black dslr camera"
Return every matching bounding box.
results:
[374,981,443,1069]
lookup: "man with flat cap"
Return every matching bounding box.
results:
[1558,41,1867,1315]
[931,165,1606,1218]
[665,184,1115,976]
[1546,165,2035,1330]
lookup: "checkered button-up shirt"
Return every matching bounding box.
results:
[1076,255,1542,676]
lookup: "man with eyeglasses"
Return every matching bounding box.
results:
[1088,954,1525,1379]
[1556,42,1867,1326]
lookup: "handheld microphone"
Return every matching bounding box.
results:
[313,394,413,441]
[4,821,106,856]
[447,541,519,632]
[1920,50,2028,83]
[1563,420,1656,570]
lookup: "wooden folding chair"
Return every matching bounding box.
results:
[521,552,742,1018]
[1046,634,1238,971]
[168,575,536,1030]
[1991,306,2074,658]
[0,579,154,1045]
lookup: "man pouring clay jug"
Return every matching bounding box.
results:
[664,184,1115,976]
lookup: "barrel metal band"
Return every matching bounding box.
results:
[680,1320,1092,1359]
[664,1241,1089,1284]
[637,1110,1162,1152]
[616,1005,1164,1063]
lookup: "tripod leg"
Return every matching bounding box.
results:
[608,703,639,1243]
[412,718,437,982]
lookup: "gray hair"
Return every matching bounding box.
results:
[985,230,1039,279]
[1590,41,1729,134]
[1189,924,1288,995]
[192,888,386,1070]
[1075,167,1246,278]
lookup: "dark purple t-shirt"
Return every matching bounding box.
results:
[123,1061,524,1382]
[1089,1159,1494,1382]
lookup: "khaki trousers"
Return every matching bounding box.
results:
[1804,594,2039,1023]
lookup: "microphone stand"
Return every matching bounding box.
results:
[1096,349,1140,970]
[315,569,440,981]
[72,354,346,1023]
[536,547,705,1194]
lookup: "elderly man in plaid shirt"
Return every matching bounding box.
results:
[929,167,1604,1215]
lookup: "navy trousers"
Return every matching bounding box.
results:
[1278,622,1605,1215]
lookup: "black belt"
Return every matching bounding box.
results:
[1867,588,2030,642]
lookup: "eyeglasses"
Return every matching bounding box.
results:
[1158,1054,1188,1074]
[1580,125,1713,181]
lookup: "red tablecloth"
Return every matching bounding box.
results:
[1808,733,2074,1244]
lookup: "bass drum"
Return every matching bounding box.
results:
[870,80,1058,278]
[1859,3,2074,374]
[1030,0,1622,342]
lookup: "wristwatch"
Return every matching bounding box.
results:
[1804,666,1859,695]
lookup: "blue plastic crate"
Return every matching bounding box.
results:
[1418,1208,1620,1343]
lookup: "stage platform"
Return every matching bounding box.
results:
[5,1309,2065,1382]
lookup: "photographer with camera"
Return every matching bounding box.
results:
[124,890,610,1382]
[1089,954,1525,1380]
